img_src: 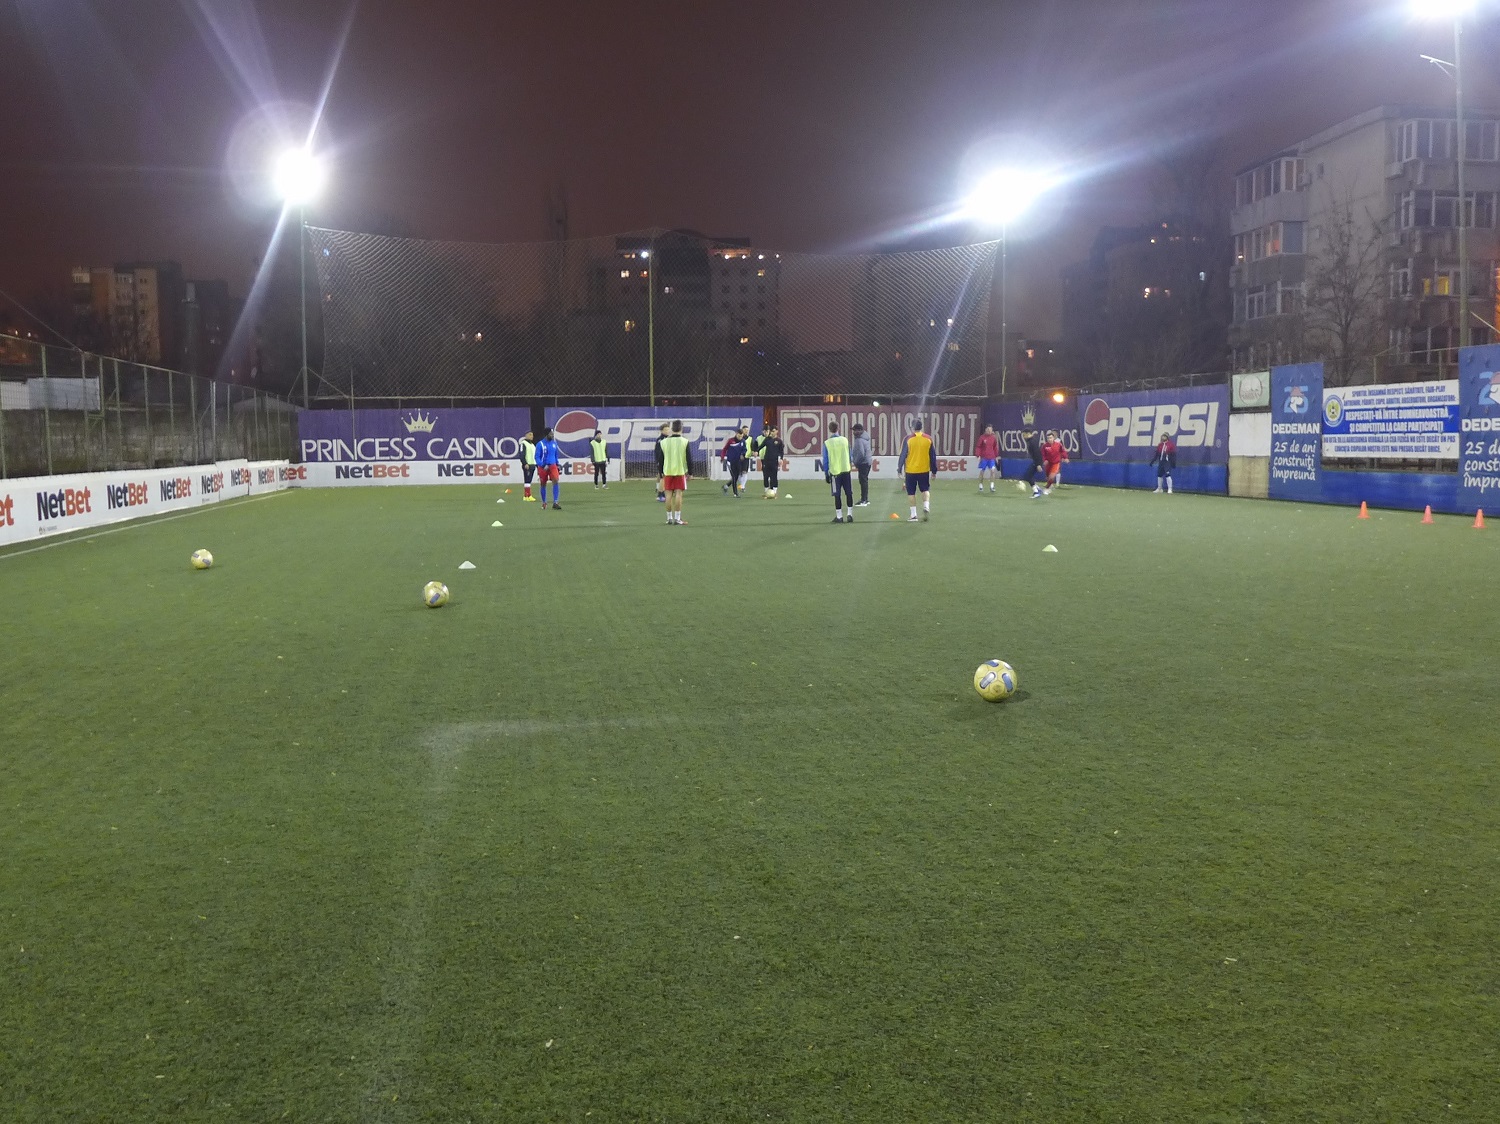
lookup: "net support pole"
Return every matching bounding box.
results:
[648,232,656,407]
[41,345,53,476]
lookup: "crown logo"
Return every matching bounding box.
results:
[402,410,436,433]
[1021,404,1036,426]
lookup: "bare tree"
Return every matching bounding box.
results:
[1302,189,1390,386]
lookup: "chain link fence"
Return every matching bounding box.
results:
[0,335,298,479]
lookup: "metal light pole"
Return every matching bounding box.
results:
[299,205,310,407]
[1455,14,1470,348]
[999,225,1009,397]
[646,236,656,407]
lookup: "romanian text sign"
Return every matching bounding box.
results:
[1320,382,1459,460]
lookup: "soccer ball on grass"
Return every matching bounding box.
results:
[190,549,213,570]
[974,659,1017,702]
[422,580,450,608]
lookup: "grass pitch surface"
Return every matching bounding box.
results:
[2,480,1497,1122]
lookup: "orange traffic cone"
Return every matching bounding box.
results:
[1475,509,1486,529]
[1357,501,1369,519]
[1421,505,1434,524]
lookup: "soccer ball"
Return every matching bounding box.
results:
[422,580,450,608]
[190,549,213,570]
[1015,481,1027,492]
[974,659,1017,702]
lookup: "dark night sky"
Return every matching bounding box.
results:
[3,0,1499,338]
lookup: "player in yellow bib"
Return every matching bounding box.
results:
[820,420,854,523]
[898,419,937,521]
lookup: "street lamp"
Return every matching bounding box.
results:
[964,169,1054,397]
[273,147,327,407]
[1414,0,1477,349]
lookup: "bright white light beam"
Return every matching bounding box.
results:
[1411,0,1475,18]
[273,147,326,206]
[963,169,1055,228]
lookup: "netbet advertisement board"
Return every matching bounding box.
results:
[1075,385,1228,464]
[296,407,532,485]
[1269,363,1323,501]
[1458,344,1500,512]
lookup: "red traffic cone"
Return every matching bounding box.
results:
[1421,505,1434,524]
[1475,509,1486,529]
[1357,501,1369,519]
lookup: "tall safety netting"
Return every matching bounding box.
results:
[308,227,999,403]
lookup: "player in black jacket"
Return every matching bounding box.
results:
[652,423,668,502]
[1018,429,1044,494]
[759,427,784,497]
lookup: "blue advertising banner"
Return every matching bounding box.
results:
[545,407,759,461]
[1457,344,1500,513]
[297,408,531,462]
[985,399,1080,460]
[1269,363,1323,501]
[1076,385,1228,464]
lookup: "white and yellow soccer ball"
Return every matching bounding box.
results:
[190,549,213,570]
[422,580,450,608]
[974,659,1017,702]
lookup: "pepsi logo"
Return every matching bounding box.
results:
[1082,398,1112,457]
[553,410,600,457]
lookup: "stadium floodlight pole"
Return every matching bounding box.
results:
[964,168,1053,397]
[645,236,656,406]
[273,146,327,407]
[1416,0,1477,350]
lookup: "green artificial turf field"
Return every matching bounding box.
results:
[2,479,1497,1122]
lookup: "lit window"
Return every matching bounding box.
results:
[1143,287,1153,298]
[620,270,631,278]
[474,332,483,341]
[739,336,750,344]
[624,319,636,331]
[663,286,674,294]
[757,269,766,277]
[639,270,649,278]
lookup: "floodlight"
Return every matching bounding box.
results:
[1411,0,1474,17]
[964,168,1054,228]
[273,147,326,206]
[1051,391,1066,404]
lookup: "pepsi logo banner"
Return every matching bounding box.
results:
[777,406,982,458]
[1076,386,1228,464]
[1269,363,1323,500]
[298,408,531,463]
[1458,344,1500,512]
[544,408,758,460]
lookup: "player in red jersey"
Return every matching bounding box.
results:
[974,425,1000,493]
[1041,430,1068,496]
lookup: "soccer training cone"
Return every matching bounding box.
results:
[890,513,900,520]
[1475,509,1486,529]
[1357,501,1369,519]
[1421,505,1434,524]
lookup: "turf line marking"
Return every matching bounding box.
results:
[0,490,292,562]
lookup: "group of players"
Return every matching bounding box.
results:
[510,417,1179,524]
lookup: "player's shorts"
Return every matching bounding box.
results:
[663,474,687,492]
[522,465,535,483]
[904,472,930,496]
[978,458,997,472]
[538,464,560,484]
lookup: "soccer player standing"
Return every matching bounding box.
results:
[660,419,692,525]
[535,427,563,509]
[850,423,872,506]
[759,426,784,498]
[821,420,854,523]
[1150,431,1176,494]
[590,430,608,489]
[898,418,937,522]
[975,425,1000,493]
[519,430,538,502]
[653,423,669,502]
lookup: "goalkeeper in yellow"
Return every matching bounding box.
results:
[898,418,937,522]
